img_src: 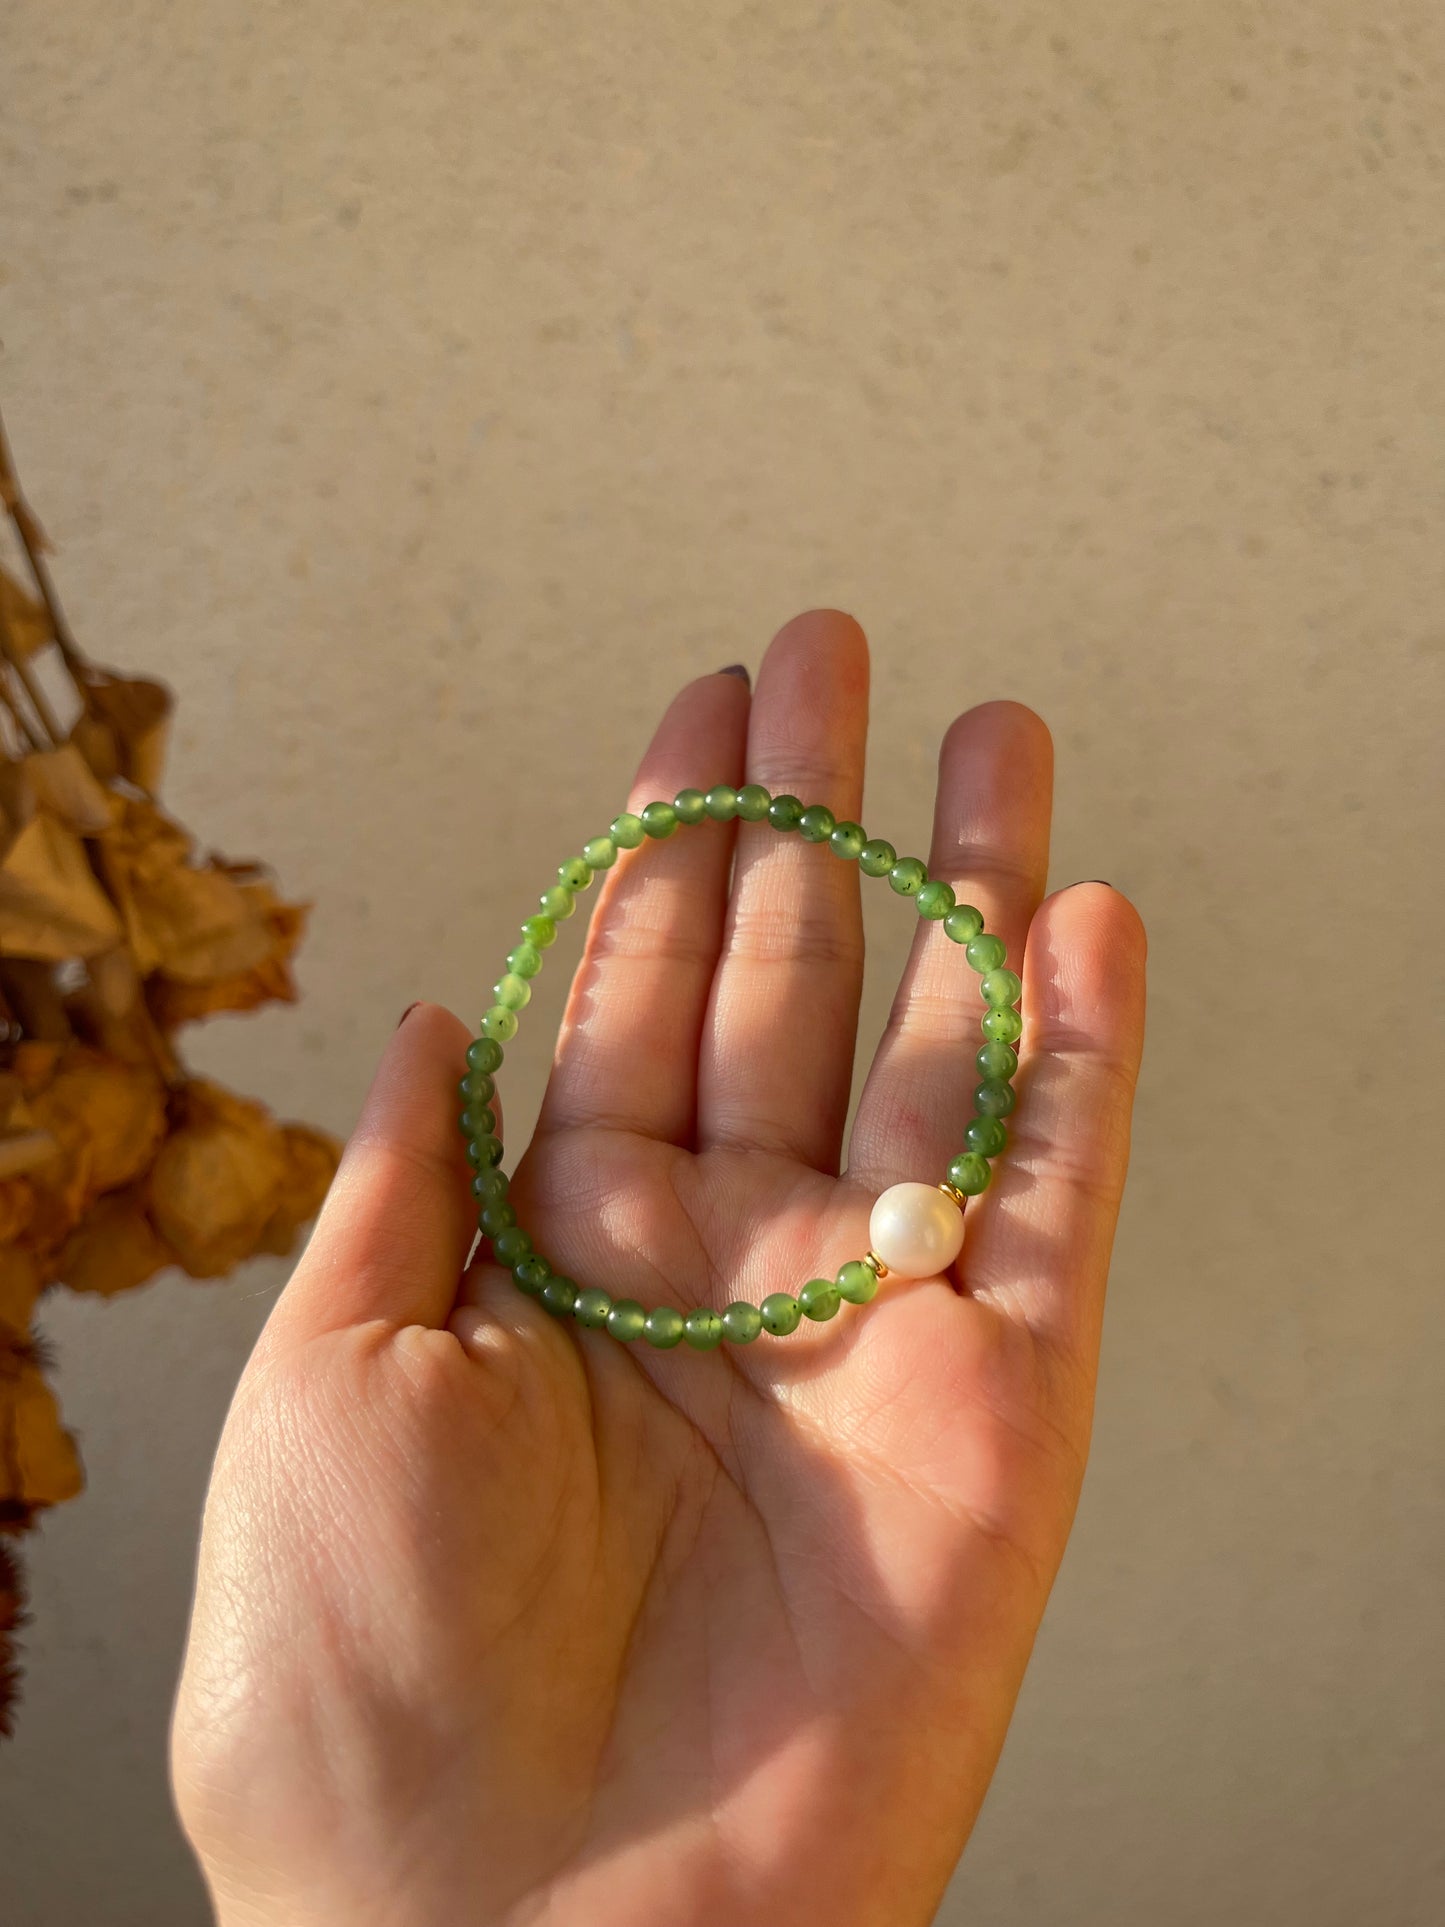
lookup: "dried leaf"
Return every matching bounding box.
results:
[21,745,117,836]
[59,1189,177,1297]
[0,811,124,960]
[9,1040,64,1096]
[9,1045,167,1263]
[0,1247,41,1334]
[27,1046,167,1197]
[97,797,274,982]
[0,1133,56,1182]
[0,567,49,659]
[149,883,309,1026]
[64,950,180,1078]
[0,957,73,1044]
[82,946,144,1023]
[11,1156,87,1259]
[80,671,172,793]
[147,1079,287,1278]
[0,1333,84,1511]
[257,1123,340,1256]
[69,709,119,785]
[0,762,35,863]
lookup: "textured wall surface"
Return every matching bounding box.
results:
[2,4,1442,1923]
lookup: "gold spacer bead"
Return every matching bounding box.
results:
[938,1181,968,1209]
[864,1250,890,1280]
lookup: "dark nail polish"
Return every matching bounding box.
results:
[718,662,750,685]
[396,1001,423,1028]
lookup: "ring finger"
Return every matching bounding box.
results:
[848,700,1053,1192]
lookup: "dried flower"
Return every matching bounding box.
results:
[0,406,340,1728]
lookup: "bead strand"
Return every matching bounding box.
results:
[458,785,1022,1348]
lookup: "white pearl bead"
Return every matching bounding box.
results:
[868,1182,965,1279]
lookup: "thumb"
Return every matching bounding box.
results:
[258,1002,481,1355]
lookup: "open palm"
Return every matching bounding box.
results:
[173,613,1147,1927]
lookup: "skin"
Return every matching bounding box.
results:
[171,611,1148,1927]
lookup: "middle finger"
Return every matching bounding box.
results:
[698,610,871,1171]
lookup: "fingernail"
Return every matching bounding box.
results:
[1075,879,1113,889]
[396,1001,423,1028]
[718,662,750,685]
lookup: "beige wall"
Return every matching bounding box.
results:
[3,4,1442,1922]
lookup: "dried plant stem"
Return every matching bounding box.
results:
[136,1001,183,1087]
[0,669,43,751]
[0,612,62,747]
[0,406,89,685]
[0,418,181,1087]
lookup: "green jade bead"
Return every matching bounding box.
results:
[542,1277,578,1318]
[858,838,896,878]
[641,801,678,838]
[721,1301,763,1343]
[583,835,617,870]
[976,1039,1019,1080]
[493,973,531,1011]
[767,793,804,832]
[673,788,708,825]
[461,1102,496,1136]
[644,1306,685,1349]
[981,968,1023,1009]
[460,1069,495,1104]
[480,1006,518,1043]
[917,879,955,920]
[799,804,835,843]
[479,1199,515,1236]
[975,1079,1017,1118]
[799,1277,841,1322]
[944,904,984,944]
[830,820,866,860]
[704,784,739,820]
[981,1005,1023,1043]
[889,856,927,897]
[683,1308,723,1350]
[735,783,771,821]
[760,1292,802,1336]
[558,856,592,892]
[493,1227,532,1266]
[836,1260,879,1305]
[506,942,543,979]
[538,885,576,921]
[611,811,645,848]
[467,1037,504,1074]
[606,1299,647,1343]
[471,1166,508,1203]
[520,915,557,950]
[574,1287,612,1329]
[965,1115,1008,1157]
[965,933,1008,974]
[947,1151,992,1196]
[468,1133,503,1168]
[513,1256,549,1296]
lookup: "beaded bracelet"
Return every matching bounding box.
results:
[458,784,1022,1350]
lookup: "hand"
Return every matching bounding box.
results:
[172,612,1147,1927]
